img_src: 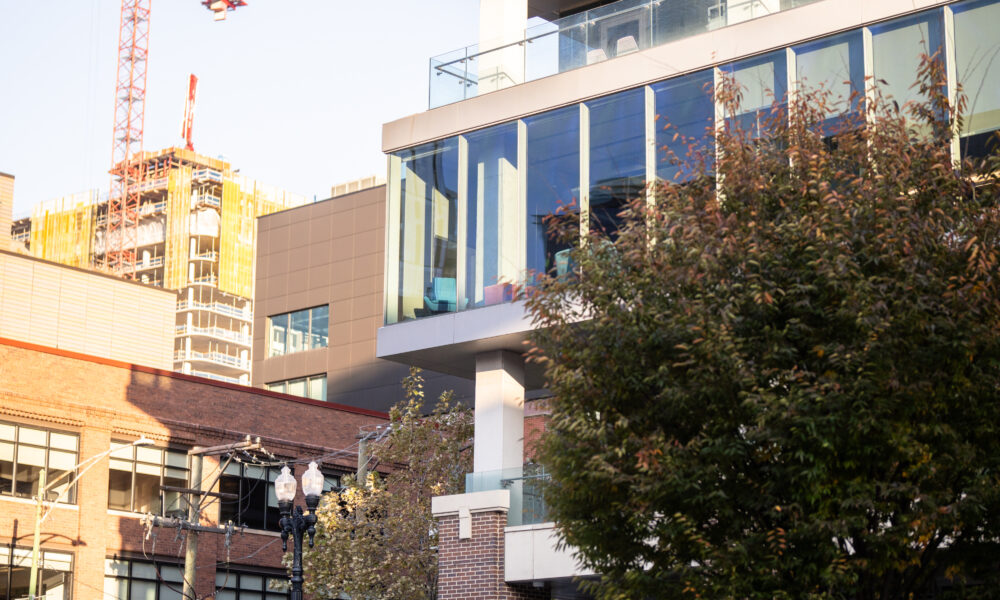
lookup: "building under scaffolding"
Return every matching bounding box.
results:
[18,148,306,384]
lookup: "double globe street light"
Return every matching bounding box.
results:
[274,461,324,600]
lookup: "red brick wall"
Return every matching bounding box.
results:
[0,338,387,600]
[436,510,550,600]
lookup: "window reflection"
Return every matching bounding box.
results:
[395,140,459,320]
[267,306,329,357]
[953,0,1000,158]
[870,11,944,118]
[794,30,864,134]
[588,88,646,239]
[465,124,519,308]
[526,106,580,279]
[722,50,789,137]
[652,69,715,182]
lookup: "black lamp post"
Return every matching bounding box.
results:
[274,461,324,600]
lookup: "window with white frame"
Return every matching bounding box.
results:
[0,421,79,503]
[107,442,189,516]
[266,374,327,402]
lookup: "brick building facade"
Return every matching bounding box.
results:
[0,337,387,599]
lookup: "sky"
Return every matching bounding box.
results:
[0,0,480,217]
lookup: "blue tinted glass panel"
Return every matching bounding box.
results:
[870,10,944,111]
[953,0,1000,158]
[465,123,519,308]
[794,30,864,134]
[526,106,580,278]
[588,88,646,237]
[652,69,715,182]
[722,50,789,136]
[394,139,459,321]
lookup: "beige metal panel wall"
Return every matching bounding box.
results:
[0,173,12,249]
[0,250,175,369]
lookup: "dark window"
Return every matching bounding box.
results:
[1,547,73,600]
[108,442,189,516]
[214,568,290,600]
[0,421,78,503]
[219,463,342,532]
[103,557,183,600]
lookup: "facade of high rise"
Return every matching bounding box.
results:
[375,0,1000,597]
[16,148,307,384]
[252,180,474,412]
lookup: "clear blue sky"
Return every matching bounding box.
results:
[0,0,479,217]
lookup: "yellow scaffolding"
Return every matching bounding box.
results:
[164,166,193,289]
[29,192,98,268]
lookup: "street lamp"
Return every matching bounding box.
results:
[28,436,154,599]
[275,461,324,600]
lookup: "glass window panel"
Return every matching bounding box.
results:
[1,449,13,494]
[653,0,716,45]
[216,572,231,587]
[17,445,46,467]
[110,442,134,460]
[219,474,241,524]
[310,305,329,349]
[954,0,1000,157]
[163,470,188,517]
[394,138,460,321]
[267,381,286,393]
[160,566,183,583]
[795,30,864,128]
[653,69,715,182]
[48,432,77,451]
[287,378,307,398]
[14,462,43,496]
[165,450,188,469]
[464,123,519,308]
[135,462,160,476]
[588,88,646,238]
[109,458,133,471]
[136,446,162,464]
[104,576,128,599]
[108,468,133,511]
[47,449,76,471]
[242,593,263,600]
[18,427,47,446]
[870,10,944,110]
[105,559,129,577]
[0,423,14,440]
[41,551,73,571]
[224,461,242,476]
[526,105,580,279]
[308,376,327,402]
[245,465,265,480]
[723,50,789,136]
[268,313,288,357]
[288,309,310,354]
[241,574,263,590]
[46,469,74,503]
[133,471,162,514]
[131,562,158,579]
[130,579,157,600]
[216,591,238,600]
[160,584,184,600]
[0,440,13,461]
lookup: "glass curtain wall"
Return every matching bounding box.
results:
[653,0,718,45]
[464,123,520,308]
[587,88,646,238]
[526,106,580,279]
[392,140,459,321]
[652,69,715,182]
[388,4,992,326]
[794,30,865,132]
[953,0,1000,158]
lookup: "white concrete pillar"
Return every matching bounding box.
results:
[474,350,525,474]
[478,0,527,92]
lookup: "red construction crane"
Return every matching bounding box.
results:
[182,74,199,151]
[105,0,246,277]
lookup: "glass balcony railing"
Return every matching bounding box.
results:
[429,0,820,108]
[466,465,550,526]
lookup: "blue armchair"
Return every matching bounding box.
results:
[424,277,457,313]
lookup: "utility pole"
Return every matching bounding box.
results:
[27,468,45,599]
[356,434,368,482]
[149,436,261,600]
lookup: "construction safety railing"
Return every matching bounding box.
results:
[429,0,819,108]
[173,349,249,370]
[191,274,218,286]
[189,370,241,384]
[190,251,218,262]
[135,256,165,270]
[176,300,250,320]
[175,324,251,346]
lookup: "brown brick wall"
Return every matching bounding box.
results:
[0,337,387,600]
[437,510,550,600]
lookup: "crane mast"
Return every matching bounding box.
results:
[105,0,246,277]
[106,0,150,277]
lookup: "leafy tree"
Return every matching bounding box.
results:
[527,56,1000,599]
[303,368,473,600]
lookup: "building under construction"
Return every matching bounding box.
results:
[17,147,306,384]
